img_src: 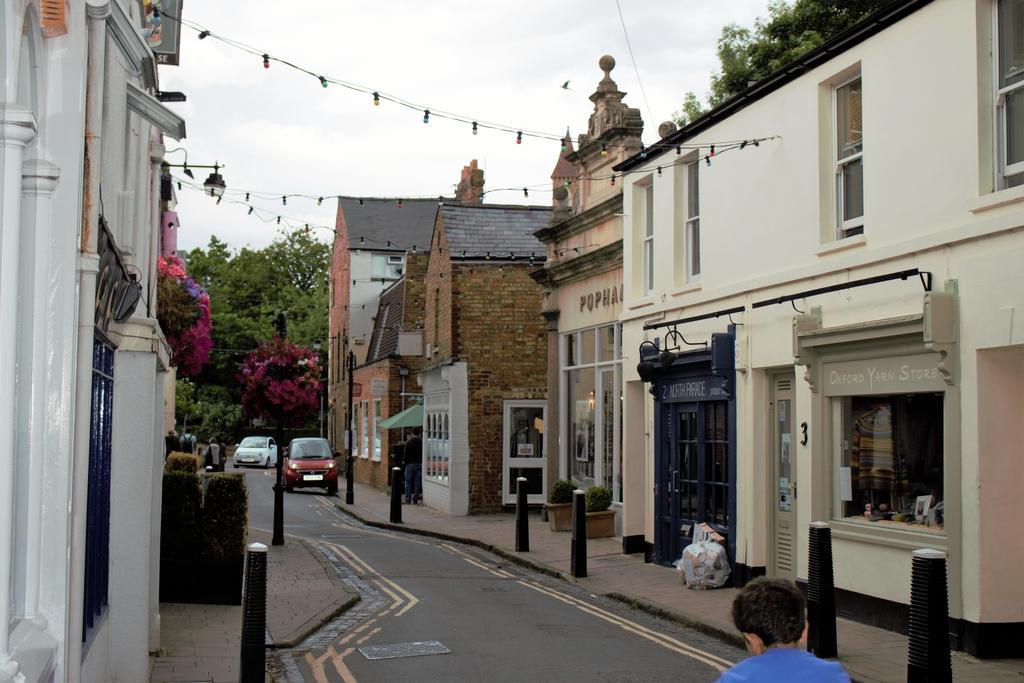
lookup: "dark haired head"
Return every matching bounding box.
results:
[413,426,422,436]
[731,578,806,648]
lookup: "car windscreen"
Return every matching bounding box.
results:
[290,441,331,459]
[239,437,268,448]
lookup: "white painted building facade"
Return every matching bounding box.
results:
[618,0,1023,657]
[0,1,184,680]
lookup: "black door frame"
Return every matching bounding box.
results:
[644,331,737,567]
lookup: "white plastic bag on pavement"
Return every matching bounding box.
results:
[680,540,731,589]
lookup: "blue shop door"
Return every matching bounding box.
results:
[655,401,730,564]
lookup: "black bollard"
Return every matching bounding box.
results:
[390,467,403,524]
[807,521,837,658]
[345,454,354,505]
[570,489,587,578]
[907,549,951,683]
[239,542,267,682]
[515,477,529,552]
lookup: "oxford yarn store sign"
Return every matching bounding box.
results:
[822,353,945,396]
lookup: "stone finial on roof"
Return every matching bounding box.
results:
[456,159,484,204]
[582,54,643,145]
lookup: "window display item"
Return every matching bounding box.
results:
[679,540,731,590]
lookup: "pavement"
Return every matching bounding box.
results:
[149,528,359,683]
[331,482,1024,683]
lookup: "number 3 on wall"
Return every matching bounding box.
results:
[800,422,808,446]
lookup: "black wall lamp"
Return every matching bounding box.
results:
[162,148,227,198]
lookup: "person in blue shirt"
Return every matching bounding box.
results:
[716,577,850,682]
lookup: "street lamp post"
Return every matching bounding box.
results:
[272,312,287,546]
[345,350,356,505]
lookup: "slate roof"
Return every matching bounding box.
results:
[440,203,550,258]
[339,197,437,251]
[365,279,405,364]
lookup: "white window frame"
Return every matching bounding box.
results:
[641,182,655,295]
[360,400,369,458]
[560,323,623,502]
[684,160,701,282]
[425,400,451,483]
[372,399,382,461]
[834,74,864,238]
[996,0,1024,186]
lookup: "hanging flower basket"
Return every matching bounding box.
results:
[156,254,212,377]
[237,337,321,426]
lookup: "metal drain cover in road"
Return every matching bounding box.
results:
[358,641,451,660]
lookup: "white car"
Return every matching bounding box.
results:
[232,436,278,468]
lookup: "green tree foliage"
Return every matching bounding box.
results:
[174,228,331,442]
[677,0,891,120]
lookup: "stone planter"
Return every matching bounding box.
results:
[545,502,573,532]
[586,509,616,539]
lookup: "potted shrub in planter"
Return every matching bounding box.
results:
[545,480,576,532]
[200,473,248,605]
[585,485,616,539]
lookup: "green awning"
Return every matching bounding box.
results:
[379,403,423,429]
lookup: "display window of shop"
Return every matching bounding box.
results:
[563,323,623,501]
[372,399,382,461]
[425,393,450,482]
[360,400,369,458]
[833,392,944,532]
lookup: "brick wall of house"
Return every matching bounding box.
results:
[453,262,548,513]
[424,217,454,360]
[329,201,352,453]
[351,361,404,490]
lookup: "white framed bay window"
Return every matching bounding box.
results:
[835,75,864,237]
[997,0,1024,188]
[563,323,623,501]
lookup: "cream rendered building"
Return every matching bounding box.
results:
[617,0,1023,657]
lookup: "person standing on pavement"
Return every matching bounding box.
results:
[164,429,178,459]
[716,577,850,682]
[403,427,423,504]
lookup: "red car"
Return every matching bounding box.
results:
[284,438,338,495]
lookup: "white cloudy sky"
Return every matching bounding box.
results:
[159,0,773,252]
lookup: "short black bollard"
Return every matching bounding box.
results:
[239,542,267,682]
[907,548,951,683]
[390,467,403,524]
[570,489,587,578]
[807,521,837,658]
[515,476,529,552]
[345,454,354,505]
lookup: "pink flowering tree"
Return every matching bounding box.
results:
[238,336,321,427]
[156,254,212,377]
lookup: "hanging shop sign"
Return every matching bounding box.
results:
[822,353,945,396]
[138,0,183,65]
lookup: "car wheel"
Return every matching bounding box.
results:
[263,456,270,469]
[326,486,337,496]
[285,485,294,493]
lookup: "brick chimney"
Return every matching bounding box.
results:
[456,159,484,204]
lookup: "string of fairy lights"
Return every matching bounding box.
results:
[160,8,765,155]
[169,133,778,254]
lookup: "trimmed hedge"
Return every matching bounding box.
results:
[166,453,202,474]
[161,472,203,560]
[203,474,248,561]
[550,479,576,505]
[585,485,612,513]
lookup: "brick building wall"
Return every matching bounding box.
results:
[424,216,454,359]
[453,263,548,513]
[328,201,352,453]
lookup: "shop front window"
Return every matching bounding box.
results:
[425,400,450,482]
[563,323,622,500]
[833,393,943,532]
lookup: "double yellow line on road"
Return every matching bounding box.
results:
[439,543,734,673]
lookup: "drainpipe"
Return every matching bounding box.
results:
[66,2,110,677]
